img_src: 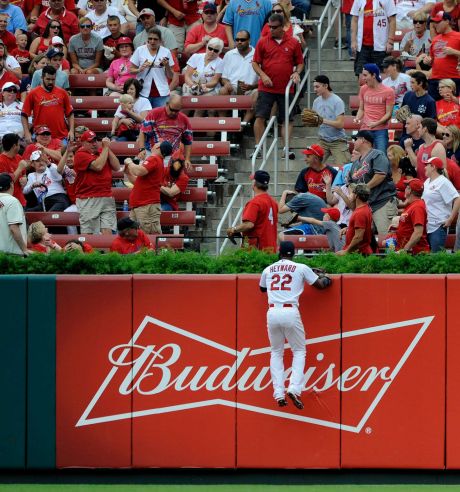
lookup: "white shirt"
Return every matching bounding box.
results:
[5,55,19,71]
[187,53,223,86]
[0,100,23,138]
[221,47,258,87]
[130,45,174,98]
[422,174,459,233]
[23,164,66,198]
[86,6,126,39]
[382,72,411,105]
[259,259,318,305]
[0,192,26,255]
[395,0,431,23]
[350,0,396,52]
[133,96,151,115]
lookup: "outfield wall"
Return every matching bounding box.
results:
[1,274,458,469]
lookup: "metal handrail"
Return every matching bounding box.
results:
[215,116,279,255]
[284,45,311,170]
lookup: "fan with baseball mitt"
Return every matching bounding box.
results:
[301,108,324,127]
[394,105,412,124]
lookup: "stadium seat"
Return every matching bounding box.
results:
[69,74,107,90]
[343,115,403,131]
[182,95,253,117]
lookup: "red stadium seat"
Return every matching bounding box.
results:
[349,95,359,112]
[108,141,231,157]
[182,95,253,111]
[343,115,403,131]
[111,186,209,204]
[69,74,107,89]
[71,96,120,113]
[288,235,331,251]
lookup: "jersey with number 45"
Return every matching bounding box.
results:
[242,192,278,251]
[259,259,318,305]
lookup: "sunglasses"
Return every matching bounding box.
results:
[207,46,220,53]
[269,24,281,29]
[413,20,425,24]
[167,104,180,113]
[3,87,17,92]
[80,23,92,28]
[235,37,249,41]
[38,132,51,136]
[50,24,60,28]
[272,9,283,12]
[442,133,452,137]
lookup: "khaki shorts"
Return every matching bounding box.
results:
[319,139,351,167]
[76,196,117,234]
[130,203,161,234]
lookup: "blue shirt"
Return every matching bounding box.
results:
[0,5,27,33]
[401,91,436,119]
[222,0,272,47]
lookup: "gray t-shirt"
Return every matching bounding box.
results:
[133,27,179,51]
[68,33,104,69]
[312,92,347,143]
[349,149,396,212]
[322,220,344,252]
[287,192,326,221]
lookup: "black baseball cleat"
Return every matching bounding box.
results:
[287,392,304,410]
[276,398,288,407]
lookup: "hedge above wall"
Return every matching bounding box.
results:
[2,249,460,274]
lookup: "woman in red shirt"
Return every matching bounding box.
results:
[29,19,66,57]
[28,220,62,253]
[436,78,460,126]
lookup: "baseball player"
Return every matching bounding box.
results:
[259,241,332,409]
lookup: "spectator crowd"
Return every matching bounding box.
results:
[0,0,459,256]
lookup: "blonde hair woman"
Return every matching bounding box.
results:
[436,78,460,127]
[442,124,460,163]
[28,221,62,253]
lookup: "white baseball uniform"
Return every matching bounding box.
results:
[259,259,318,400]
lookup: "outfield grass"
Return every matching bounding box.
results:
[2,486,460,492]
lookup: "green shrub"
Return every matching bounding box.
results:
[1,249,460,274]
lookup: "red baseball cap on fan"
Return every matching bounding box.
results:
[302,144,325,158]
[80,130,97,142]
[321,207,340,222]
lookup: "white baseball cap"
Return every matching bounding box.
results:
[51,35,64,46]
[30,150,42,161]
[2,81,18,91]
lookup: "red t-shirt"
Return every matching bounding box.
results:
[395,175,406,200]
[430,30,460,79]
[447,157,460,190]
[35,8,79,44]
[0,154,25,206]
[129,155,164,208]
[362,0,374,46]
[166,0,200,26]
[184,23,228,54]
[396,199,430,254]
[31,243,48,252]
[73,148,113,198]
[0,31,17,52]
[342,0,354,14]
[253,32,304,94]
[161,167,190,211]
[33,0,76,15]
[345,204,373,254]
[296,166,337,201]
[416,140,441,180]
[0,71,19,90]
[431,2,460,32]
[22,86,73,140]
[110,229,153,254]
[241,192,278,252]
[436,99,460,127]
[23,139,63,163]
[10,48,32,68]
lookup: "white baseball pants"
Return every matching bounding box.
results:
[266,307,306,400]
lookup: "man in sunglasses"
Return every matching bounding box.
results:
[33,0,79,44]
[395,0,433,30]
[68,17,104,74]
[0,82,22,142]
[133,8,178,54]
[23,125,63,164]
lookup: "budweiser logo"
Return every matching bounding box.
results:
[77,315,434,433]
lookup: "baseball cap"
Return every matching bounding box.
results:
[250,169,270,184]
[353,130,374,144]
[404,178,424,193]
[202,2,217,13]
[321,207,340,222]
[46,48,64,59]
[30,150,42,161]
[363,63,382,83]
[159,140,173,157]
[36,125,51,135]
[0,172,12,192]
[80,130,97,142]
[117,36,133,47]
[279,240,295,257]
[314,74,332,91]
[138,8,155,17]
[51,35,64,46]
[302,144,325,158]
[431,10,452,22]
[1,81,18,91]
[423,156,444,169]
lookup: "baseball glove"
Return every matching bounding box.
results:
[395,105,412,124]
[311,267,327,276]
[280,211,299,228]
[301,108,324,127]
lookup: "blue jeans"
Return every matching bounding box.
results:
[428,226,447,252]
[149,95,169,108]
[370,129,388,153]
[345,14,352,58]
[291,0,311,17]
[161,202,173,211]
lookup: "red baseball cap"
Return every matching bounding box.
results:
[431,10,452,22]
[403,178,424,193]
[423,156,444,169]
[302,144,324,158]
[36,125,51,135]
[117,36,133,47]
[80,130,97,142]
[321,207,340,222]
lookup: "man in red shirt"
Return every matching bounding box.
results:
[337,183,374,255]
[73,131,120,234]
[426,11,460,100]
[395,178,430,254]
[124,141,173,234]
[251,13,304,160]
[0,54,18,89]
[227,169,278,252]
[0,132,26,206]
[294,144,338,201]
[138,94,193,168]
[0,14,16,52]
[110,217,154,254]
[22,65,74,143]
[33,0,79,43]
[160,151,189,211]
[23,125,63,163]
